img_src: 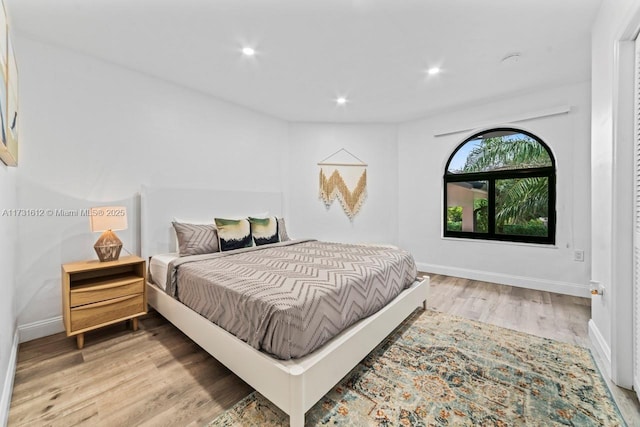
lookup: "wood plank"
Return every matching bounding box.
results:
[9,274,639,426]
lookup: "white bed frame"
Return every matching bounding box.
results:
[140,186,430,427]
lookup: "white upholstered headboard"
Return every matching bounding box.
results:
[140,186,283,260]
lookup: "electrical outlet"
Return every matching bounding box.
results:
[574,250,584,262]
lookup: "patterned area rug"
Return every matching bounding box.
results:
[208,310,626,426]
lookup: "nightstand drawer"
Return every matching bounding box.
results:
[70,276,144,307]
[70,294,144,332]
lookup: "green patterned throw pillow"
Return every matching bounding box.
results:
[249,216,279,246]
[215,218,253,251]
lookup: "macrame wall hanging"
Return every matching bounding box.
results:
[318,148,367,219]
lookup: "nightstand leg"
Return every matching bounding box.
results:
[132,318,138,331]
[76,333,84,350]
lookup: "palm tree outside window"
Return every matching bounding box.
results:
[444,128,556,244]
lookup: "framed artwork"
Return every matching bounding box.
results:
[0,0,17,167]
[0,2,5,75]
[0,2,7,150]
[0,63,6,150]
[7,36,17,141]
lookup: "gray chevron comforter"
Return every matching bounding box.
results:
[164,239,417,359]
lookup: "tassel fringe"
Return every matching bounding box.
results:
[319,168,367,219]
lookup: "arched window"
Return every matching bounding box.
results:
[444,128,556,244]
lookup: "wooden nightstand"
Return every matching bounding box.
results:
[62,255,147,349]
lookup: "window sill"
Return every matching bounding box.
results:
[440,236,558,249]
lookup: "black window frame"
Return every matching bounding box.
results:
[443,128,556,245]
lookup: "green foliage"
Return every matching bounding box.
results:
[495,177,548,227]
[463,136,551,173]
[474,198,488,232]
[446,201,488,233]
[447,206,462,222]
[501,219,548,237]
[447,221,462,231]
[447,207,463,231]
[460,134,550,232]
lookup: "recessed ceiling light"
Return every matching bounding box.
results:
[242,47,256,57]
[336,97,348,106]
[427,67,440,75]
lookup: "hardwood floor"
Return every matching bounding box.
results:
[424,273,591,347]
[8,274,639,426]
[8,315,252,427]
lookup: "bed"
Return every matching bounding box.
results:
[140,186,430,427]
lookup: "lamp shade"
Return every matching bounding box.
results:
[89,206,128,232]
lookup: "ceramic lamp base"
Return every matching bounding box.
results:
[94,229,123,262]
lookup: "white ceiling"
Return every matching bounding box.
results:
[6,0,601,123]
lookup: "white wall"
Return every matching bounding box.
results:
[7,21,600,357]
[589,0,640,386]
[0,164,17,423]
[288,123,398,244]
[398,82,591,297]
[13,36,289,339]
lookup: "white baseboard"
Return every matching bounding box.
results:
[589,319,612,379]
[416,262,590,297]
[0,329,18,427]
[18,316,64,343]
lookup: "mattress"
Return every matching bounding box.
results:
[165,240,417,360]
[149,253,179,291]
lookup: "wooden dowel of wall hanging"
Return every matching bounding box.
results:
[317,162,368,167]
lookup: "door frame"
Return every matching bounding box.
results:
[611,7,640,390]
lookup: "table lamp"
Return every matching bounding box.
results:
[89,206,127,262]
